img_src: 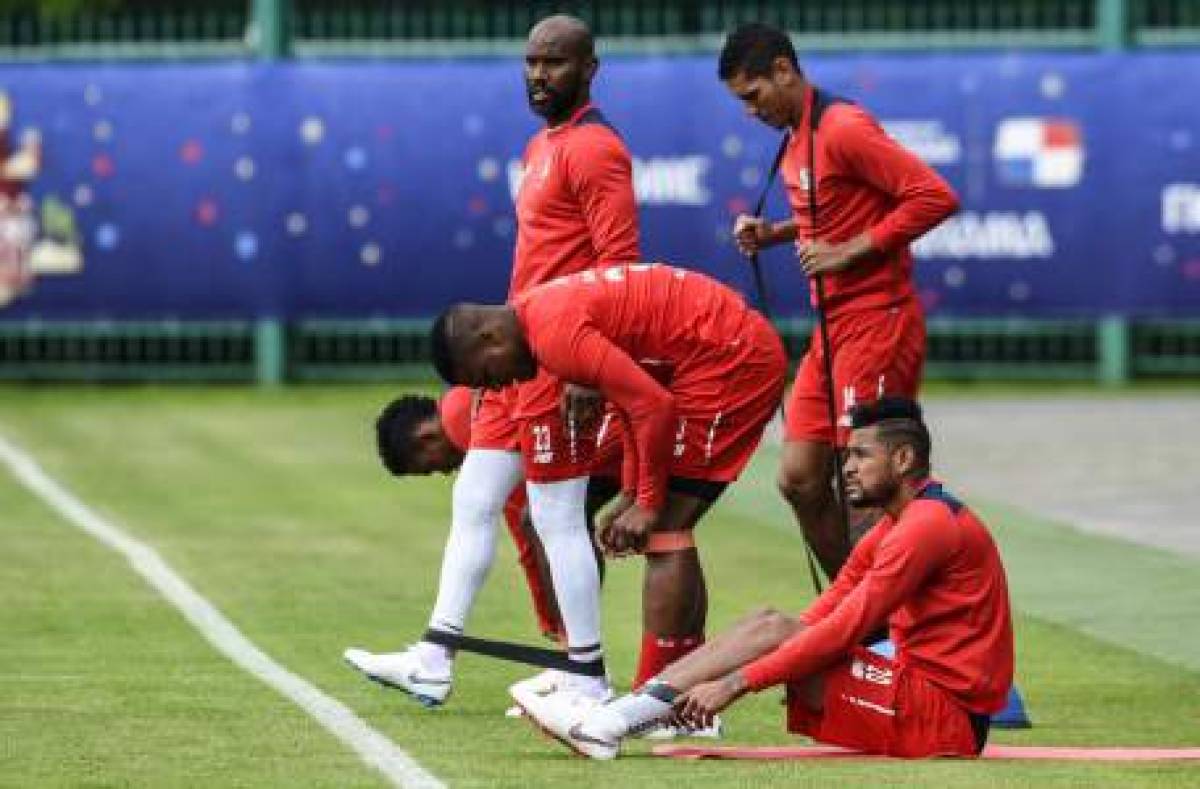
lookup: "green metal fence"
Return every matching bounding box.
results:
[288,318,433,382]
[1,0,1197,58]
[292,0,1105,56]
[2,317,1195,385]
[293,1,1098,40]
[1131,0,1200,45]
[0,320,256,382]
[1131,318,1200,376]
[0,1,250,60]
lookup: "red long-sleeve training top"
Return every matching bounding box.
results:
[511,102,640,299]
[742,481,1014,715]
[513,264,764,511]
[510,103,641,419]
[783,85,959,315]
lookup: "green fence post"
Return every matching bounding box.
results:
[1097,315,1130,386]
[1095,0,1129,50]
[255,318,285,385]
[253,0,291,58]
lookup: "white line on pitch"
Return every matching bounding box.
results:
[0,433,444,789]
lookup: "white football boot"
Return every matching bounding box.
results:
[506,669,614,718]
[505,669,565,718]
[510,684,626,760]
[342,646,452,708]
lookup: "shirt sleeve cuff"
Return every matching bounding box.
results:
[740,658,782,692]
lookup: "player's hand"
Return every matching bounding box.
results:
[797,234,873,276]
[600,502,658,557]
[561,384,604,431]
[596,492,635,553]
[672,672,748,730]
[732,215,775,257]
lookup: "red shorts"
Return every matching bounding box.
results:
[592,410,624,480]
[471,373,602,483]
[785,299,925,445]
[786,647,980,758]
[669,313,787,481]
[588,360,674,483]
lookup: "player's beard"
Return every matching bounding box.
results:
[846,477,898,509]
[526,75,583,124]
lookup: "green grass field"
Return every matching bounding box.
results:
[1,385,1198,787]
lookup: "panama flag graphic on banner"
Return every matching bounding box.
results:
[993,117,1084,189]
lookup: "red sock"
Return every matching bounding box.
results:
[522,555,562,641]
[633,632,705,689]
[503,500,563,640]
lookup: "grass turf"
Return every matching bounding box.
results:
[0,384,1197,787]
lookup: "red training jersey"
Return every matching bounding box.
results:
[783,85,958,315]
[511,103,640,299]
[511,103,641,422]
[514,263,765,511]
[742,480,1014,715]
[437,386,474,453]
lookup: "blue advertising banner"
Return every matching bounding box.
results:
[0,52,1197,319]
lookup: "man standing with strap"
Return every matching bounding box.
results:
[344,14,638,707]
[721,23,959,580]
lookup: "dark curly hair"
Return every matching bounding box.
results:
[375,394,439,476]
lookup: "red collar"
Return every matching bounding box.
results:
[546,102,595,136]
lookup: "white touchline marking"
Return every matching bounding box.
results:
[0,433,444,789]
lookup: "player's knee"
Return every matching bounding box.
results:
[742,606,791,637]
[747,605,780,623]
[758,610,799,645]
[451,480,506,527]
[777,469,829,514]
[526,479,589,540]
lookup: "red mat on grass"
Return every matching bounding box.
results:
[653,744,1200,761]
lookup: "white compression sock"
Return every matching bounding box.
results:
[602,681,676,736]
[424,449,523,660]
[525,476,604,688]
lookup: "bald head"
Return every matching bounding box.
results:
[527,14,594,59]
[524,15,597,125]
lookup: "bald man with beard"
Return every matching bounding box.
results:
[345,15,641,711]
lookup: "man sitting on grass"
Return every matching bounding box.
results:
[517,397,1014,760]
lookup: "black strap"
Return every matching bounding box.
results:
[806,87,853,589]
[576,106,621,138]
[748,131,791,319]
[422,628,606,677]
[751,133,824,597]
